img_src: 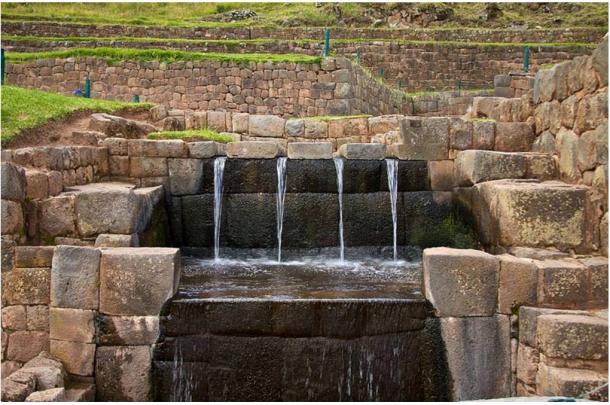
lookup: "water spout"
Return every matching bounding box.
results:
[213,157,227,262]
[386,159,399,262]
[334,158,345,263]
[276,157,288,263]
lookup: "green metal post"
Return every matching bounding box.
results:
[84,77,91,98]
[523,46,530,73]
[379,67,384,80]
[356,50,361,64]
[457,79,462,95]
[132,95,140,103]
[1,49,5,85]
[323,28,330,57]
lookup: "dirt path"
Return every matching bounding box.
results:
[4,108,152,149]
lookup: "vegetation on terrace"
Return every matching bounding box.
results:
[0,85,148,144]
[5,48,322,65]
[2,2,607,29]
[147,130,233,143]
[2,34,597,49]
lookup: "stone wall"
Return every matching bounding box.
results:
[2,37,591,91]
[3,20,604,43]
[5,56,485,116]
[423,247,608,400]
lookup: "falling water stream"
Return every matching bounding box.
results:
[334,158,345,263]
[276,157,288,263]
[386,159,399,262]
[213,157,227,262]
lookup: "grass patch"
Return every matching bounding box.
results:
[0,85,148,144]
[302,114,371,122]
[2,2,607,29]
[147,130,233,143]
[411,212,480,249]
[6,47,322,65]
[2,34,597,50]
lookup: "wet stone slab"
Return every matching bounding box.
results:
[153,253,427,401]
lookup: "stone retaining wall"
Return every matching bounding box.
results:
[3,21,604,43]
[2,38,590,91]
[6,56,486,116]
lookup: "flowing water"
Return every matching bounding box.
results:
[276,157,288,263]
[213,157,227,262]
[334,158,345,263]
[386,159,399,262]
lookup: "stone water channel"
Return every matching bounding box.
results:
[153,156,454,401]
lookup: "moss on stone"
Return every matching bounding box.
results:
[411,211,480,249]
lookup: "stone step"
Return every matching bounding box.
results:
[537,363,607,398]
[537,314,608,361]
[455,150,557,186]
[461,179,595,253]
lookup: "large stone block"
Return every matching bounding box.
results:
[436,315,511,400]
[1,162,26,202]
[472,120,496,150]
[518,306,589,347]
[38,195,76,238]
[89,113,156,138]
[454,150,527,186]
[73,183,141,236]
[7,331,49,362]
[225,141,281,159]
[95,346,152,401]
[96,315,160,345]
[516,343,539,386]
[497,254,538,314]
[396,117,449,160]
[427,160,453,191]
[536,363,607,397]
[537,314,607,360]
[423,248,499,317]
[3,267,50,305]
[127,139,187,158]
[338,143,385,160]
[536,259,588,308]
[285,119,305,137]
[49,308,95,343]
[168,158,204,195]
[94,233,139,247]
[556,127,582,182]
[580,257,608,307]
[99,248,180,316]
[248,115,285,138]
[14,246,54,268]
[303,120,328,139]
[129,156,168,177]
[187,142,221,159]
[50,246,100,310]
[50,339,95,376]
[472,180,590,252]
[24,169,49,200]
[494,122,535,152]
[2,305,26,330]
[1,199,24,235]
[26,305,49,331]
[287,142,333,159]
[577,123,608,172]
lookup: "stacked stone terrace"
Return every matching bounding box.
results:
[0,30,608,402]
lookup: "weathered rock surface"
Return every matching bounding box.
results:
[537,314,608,360]
[25,387,66,402]
[287,142,333,159]
[96,315,160,345]
[1,162,26,202]
[338,143,385,160]
[396,117,449,160]
[471,180,591,252]
[89,113,156,138]
[433,315,511,400]
[423,247,499,317]
[50,340,95,376]
[249,115,285,138]
[95,346,152,401]
[99,248,180,316]
[225,141,281,159]
[51,246,100,309]
[49,308,96,343]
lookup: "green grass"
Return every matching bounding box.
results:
[147,130,233,143]
[1,85,148,144]
[2,34,597,50]
[1,2,606,29]
[6,47,322,65]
